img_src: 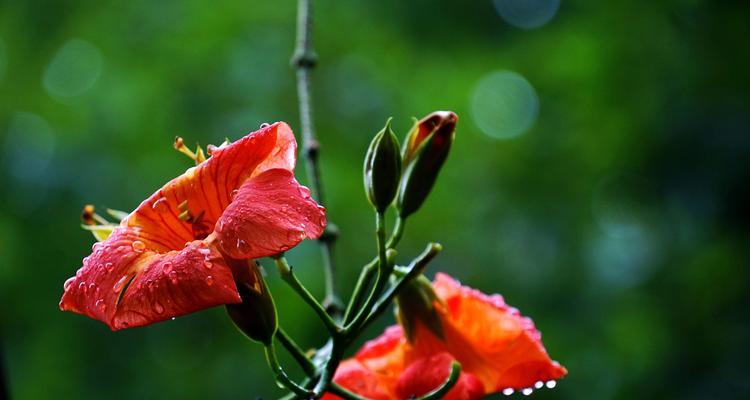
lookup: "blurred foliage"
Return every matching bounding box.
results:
[1,0,750,399]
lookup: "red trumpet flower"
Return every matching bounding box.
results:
[326,273,567,399]
[59,123,325,330]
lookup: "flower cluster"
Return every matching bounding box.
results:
[60,113,566,398]
[325,274,567,399]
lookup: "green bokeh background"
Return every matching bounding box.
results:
[1,0,749,399]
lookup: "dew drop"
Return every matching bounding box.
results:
[502,388,514,396]
[78,281,87,292]
[163,261,173,274]
[545,380,557,389]
[171,317,176,321]
[236,239,249,253]
[198,248,210,255]
[63,277,75,291]
[113,275,129,293]
[92,242,102,251]
[75,267,84,278]
[104,262,114,272]
[204,260,213,269]
[534,381,544,389]
[169,270,178,285]
[131,240,146,252]
[205,275,215,286]
[95,299,106,311]
[230,189,239,200]
[522,388,533,396]
[260,122,270,128]
[153,302,164,314]
[88,282,96,291]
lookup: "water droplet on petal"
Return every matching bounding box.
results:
[169,270,178,284]
[78,281,87,292]
[131,240,146,252]
[170,317,176,321]
[63,277,75,291]
[92,242,101,251]
[95,299,106,311]
[75,267,84,277]
[153,302,164,314]
[502,389,514,396]
[88,282,96,291]
[545,381,557,389]
[230,189,239,200]
[113,275,130,293]
[104,262,114,272]
[236,239,249,253]
[522,388,533,396]
[163,262,173,274]
[204,260,213,269]
[260,122,270,128]
[205,275,215,286]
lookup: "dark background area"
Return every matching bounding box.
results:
[1,0,749,398]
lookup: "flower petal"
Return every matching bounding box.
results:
[395,353,485,400]
[322,360,391,400]
[59,227,240,330]
[123,122,296,252]
[214,168,326,259]
[415,273,567,392]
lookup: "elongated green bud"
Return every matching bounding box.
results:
[396,275,445,342]
[397,111,457,218]
[364,118,402,212]
[226,262,277,345]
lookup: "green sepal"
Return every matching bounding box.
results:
[226,264,278,345]
[396,275,445,342]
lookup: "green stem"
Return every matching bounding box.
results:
[275,328,316,377]
[342,259,377,324]
[360,243,442,332]
[386,216,405,248]
[343,212,390,333]
[265,342,314,398]
[274,256,341,336]
[416,361,462,399]
[342,216,405,325]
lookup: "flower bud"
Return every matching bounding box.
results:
[395,275,445,342]
[364,118,402,212]
[397,111,457,218]
[226,262,277,345]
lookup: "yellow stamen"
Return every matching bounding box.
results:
[174,136,208,165]
[81,204,110,226]
[178,210,192,221]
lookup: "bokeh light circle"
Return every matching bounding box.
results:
[492,0,561,29]
[43,38,103,98]
[470,70,539,139]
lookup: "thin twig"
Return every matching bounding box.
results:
[291,0,342,316]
